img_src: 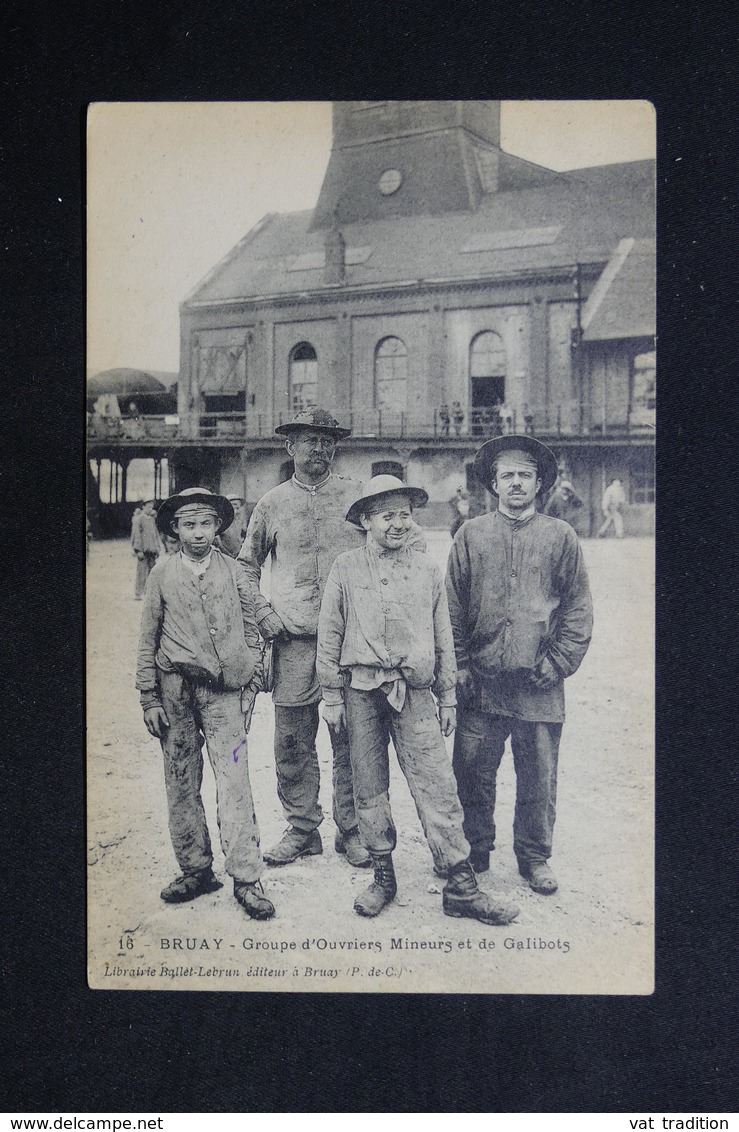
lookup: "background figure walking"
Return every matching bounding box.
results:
[597,478,627,538]
[132,499,161,599]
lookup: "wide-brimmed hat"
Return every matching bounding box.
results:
[346,475,429,528]
[156,487,234,535]
[473,435,559,494]
[275,407,351,439]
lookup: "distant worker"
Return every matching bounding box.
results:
[498,403,513,435]
[452,401,465,437]
[449,485,471,537]
[132,499,161,599]
[217,494,247,558]
[130,505,142,548]
[439,403,450,438]
[544,475,585,528]
[597,478,627,539]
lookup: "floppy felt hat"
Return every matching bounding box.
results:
[473,434,559,495]
[155,487,234,535]
[274,407,351,439]
[346,475,429,528]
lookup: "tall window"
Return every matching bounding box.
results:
[630,349,656,427]
[631,451,655,504]
[375,337,408,412]
[289,342,318,413]
[470,330,506,407]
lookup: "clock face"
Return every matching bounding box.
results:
[378,168,403,195]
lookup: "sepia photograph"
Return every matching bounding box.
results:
[86,99,656,994]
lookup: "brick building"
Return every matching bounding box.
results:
[89,100,655,535]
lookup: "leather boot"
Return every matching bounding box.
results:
[335,828,372,868]
[354,853,397,917]
[443,860,519,925]
[160,866,223,903]
[518,859,558,894]
[234,880,275,920]
[263,827,322,866]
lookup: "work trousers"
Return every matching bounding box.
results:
[453,709,563,865]
[273,703,357,834]
[597,508,624,538]
[345,686,470,874]
[135,552,158,598]
[158,669,263,884]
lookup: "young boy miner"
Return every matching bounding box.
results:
[135,487,274,920]
[316,475,520,925]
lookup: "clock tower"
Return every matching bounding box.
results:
[310,100,512,230]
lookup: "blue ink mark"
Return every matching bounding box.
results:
[232,738,247,763]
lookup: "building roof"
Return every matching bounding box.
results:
[87,368,166,396]
[581,237,655,341]
[184,159,655,308]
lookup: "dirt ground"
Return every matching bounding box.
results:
[86,531,654,995]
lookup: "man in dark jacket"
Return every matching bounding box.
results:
[446,435,593,896]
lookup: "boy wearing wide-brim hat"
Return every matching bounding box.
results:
[317,476,520,925]
[446,436,593,896]
[136,487,274,920]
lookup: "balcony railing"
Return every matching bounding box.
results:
[88,406,656,444]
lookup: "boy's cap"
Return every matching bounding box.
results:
[274,407,351,439]
[473,434,558,494]
[346,475,429,528]
[156,487,234,535]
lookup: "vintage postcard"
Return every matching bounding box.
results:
[86,100,655,993]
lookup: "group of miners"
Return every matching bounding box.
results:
[135,407,594,928]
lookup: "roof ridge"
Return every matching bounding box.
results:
[181,213,279,305]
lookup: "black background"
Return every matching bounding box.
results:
[3,0,736,1113]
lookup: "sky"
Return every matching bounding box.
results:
[87,100,655,375]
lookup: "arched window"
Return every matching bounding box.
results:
[375,337,408,412]
[372,460,404,479]
[469,331,507,425]
[470,331,506,381]
[289,342,318,413]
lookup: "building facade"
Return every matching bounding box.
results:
[89,101,655,535]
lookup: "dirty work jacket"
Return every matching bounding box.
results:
[237,475,368,637]
[136,548,262,710]
[446,510,592,722]
[317,542,457,708]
